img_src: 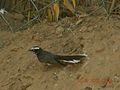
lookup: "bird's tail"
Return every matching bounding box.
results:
[57,53,87,64]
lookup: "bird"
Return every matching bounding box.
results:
[29,46,87,65]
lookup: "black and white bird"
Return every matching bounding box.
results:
[29,46,87,65]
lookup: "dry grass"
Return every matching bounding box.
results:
[0,0,120,31]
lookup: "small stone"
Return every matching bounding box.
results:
[6,59,10,63]
[88,26,93,31]
[79,26,87,32]
[13,13,24,21]
[56,26,64,34]
[54,84,58,87]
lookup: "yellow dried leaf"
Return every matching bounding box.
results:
[64,0,75,14]
[53,3,60,21]
[71,0,76,8]
[47,8,53,21]
[51,6,55,21]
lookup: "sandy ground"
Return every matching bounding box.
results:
[0,16,120,90]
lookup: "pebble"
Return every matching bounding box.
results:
[79,26,87,32]
[56,26,64,34]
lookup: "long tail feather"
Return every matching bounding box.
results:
[57,53,87,64]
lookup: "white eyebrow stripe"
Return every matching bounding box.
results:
[31,47,40,50]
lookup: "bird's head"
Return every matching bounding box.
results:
[29,46,43,54]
